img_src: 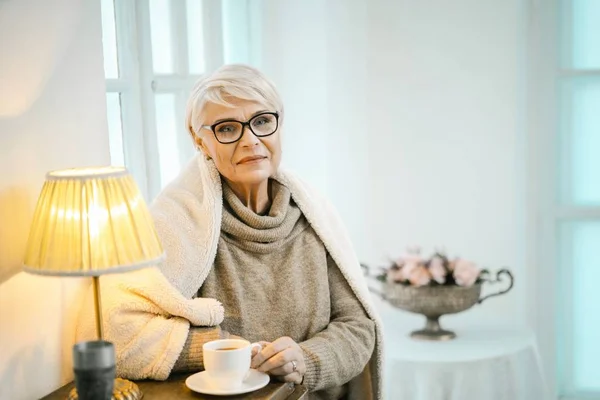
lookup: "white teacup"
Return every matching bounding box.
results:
[203,339,262,390]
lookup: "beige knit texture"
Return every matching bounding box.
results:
[195,181,375,399]
[172,326,222,372]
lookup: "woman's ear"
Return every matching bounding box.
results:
[194,136,212,160]
[193,135,202,151]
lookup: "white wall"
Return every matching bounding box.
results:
[255,0,527,329]
[367,0,527,328]
[0,0,109,399]
[254,4,534,397]
[256,0,374,261]
[256,0,331,194]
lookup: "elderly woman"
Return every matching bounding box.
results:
[77,64,383,399]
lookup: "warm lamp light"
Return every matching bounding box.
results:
[23,166,165,399]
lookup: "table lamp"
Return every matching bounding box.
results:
[23,166,165,400]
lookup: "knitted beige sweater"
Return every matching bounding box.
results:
[174,181,375,399]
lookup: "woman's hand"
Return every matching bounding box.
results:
[250,337,306,384]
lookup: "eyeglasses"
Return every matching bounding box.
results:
[200,112,279,144]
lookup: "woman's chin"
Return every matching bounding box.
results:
[233,169,272,186]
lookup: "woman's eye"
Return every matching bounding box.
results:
[253,117,269,126]
[217,124,235,133]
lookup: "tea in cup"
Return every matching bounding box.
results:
[203,339,262,390]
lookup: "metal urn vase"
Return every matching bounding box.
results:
[381,269,514,341]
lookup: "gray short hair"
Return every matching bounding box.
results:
[185,64,284,141]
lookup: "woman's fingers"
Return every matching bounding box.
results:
[251,341,270,357]
[250,336,305,385]
[251,336,293,369]
[257,348,296,373]
[268,360,297,376]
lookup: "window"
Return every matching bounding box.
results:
[100,0,256,200]
[557,0,600,398]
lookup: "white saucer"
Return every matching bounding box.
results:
[185,369,270,396]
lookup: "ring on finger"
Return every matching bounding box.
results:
[291,360,297,372]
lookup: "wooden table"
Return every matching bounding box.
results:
[41,373,308,400]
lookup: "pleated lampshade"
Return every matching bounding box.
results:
[23,166,164,276]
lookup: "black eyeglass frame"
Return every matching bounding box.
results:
[200,112,280,144]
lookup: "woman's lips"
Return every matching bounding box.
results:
[237,156,266,164]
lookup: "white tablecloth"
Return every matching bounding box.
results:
[381,312,548,399]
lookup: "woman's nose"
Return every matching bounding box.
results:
[238,125,259,146]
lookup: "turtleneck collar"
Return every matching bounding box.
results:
[220,179,308,253]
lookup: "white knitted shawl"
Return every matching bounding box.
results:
[76,154,384,399]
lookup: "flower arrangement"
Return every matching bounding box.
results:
[379,247,484,288]
[365,247,514,340]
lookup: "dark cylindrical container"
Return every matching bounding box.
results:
[72,341,115,400]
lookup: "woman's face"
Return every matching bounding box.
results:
[196,99,282,187]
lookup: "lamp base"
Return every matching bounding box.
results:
[68,378,143,400]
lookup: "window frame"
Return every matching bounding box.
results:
[103,0,236,200]
[530,1,600,399]
[557,1,600,398]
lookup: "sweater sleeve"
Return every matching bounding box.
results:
[171,326,222,372]
[298,255,376,392]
